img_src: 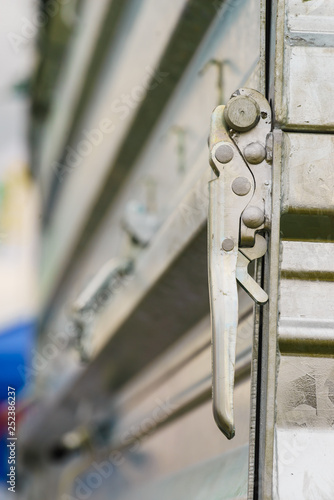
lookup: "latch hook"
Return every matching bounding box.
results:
[208,88,271,438]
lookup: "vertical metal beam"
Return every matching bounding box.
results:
[256,1,334,498]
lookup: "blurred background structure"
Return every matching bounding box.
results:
[1,0,333,499]
[0,2,38,497]
[1,1,260,498]
[1,0,260,498]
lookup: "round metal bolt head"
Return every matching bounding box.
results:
[242,206,265,229]
[215,144,234,164]
[222,238,235,252]
[244,142,266,164]
[232,177,251,196]
[224,95,260,132]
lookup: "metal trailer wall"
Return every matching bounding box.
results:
[21,0,262,498]
[20,0,334,499]
[259,1,334,498]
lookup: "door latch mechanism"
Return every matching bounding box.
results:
[208,88,272,439]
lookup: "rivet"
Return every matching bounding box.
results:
[242,206,265,229]
[232,177,251,196]
[224,96,260,132]
[222,238,235,252]
[244,142,266,164]
[215,144,234,164]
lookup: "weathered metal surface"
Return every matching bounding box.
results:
[21,310,253,499]
[20,188,253,453]
[108,314,253,451]
[74,444,249,500]
[32,0,262,435]
[57,383,251,500]
[281,133,334,217]
[40,0,261,328]
[257,1,334,498]
[274,0,334,130]
[37,0,112,196]
[40,0,190,309]
[275,355,334,499]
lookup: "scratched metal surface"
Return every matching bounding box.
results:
[258,1,334,498]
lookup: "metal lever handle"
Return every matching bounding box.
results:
[208,112,254,439]
[208,89,271,439]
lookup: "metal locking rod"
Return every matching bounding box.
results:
[208,89,271,439]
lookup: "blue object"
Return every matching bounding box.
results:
[0,320,36,486]
[0,321,35,400]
